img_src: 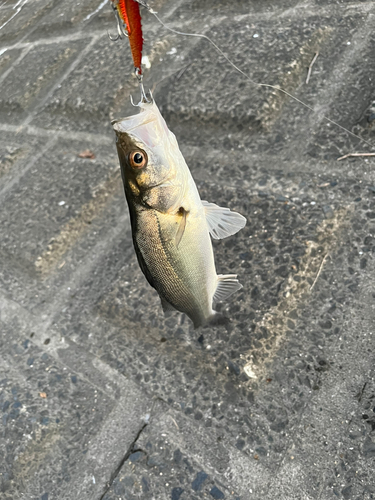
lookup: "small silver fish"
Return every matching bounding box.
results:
[112,99,246,328]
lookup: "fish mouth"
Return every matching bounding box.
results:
[111,116,135,127]
[111,100,156,130]
[112,115,156,132]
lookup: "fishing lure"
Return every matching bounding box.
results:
[110,0,143,75]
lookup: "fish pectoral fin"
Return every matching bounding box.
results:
[175,207,187,248]
[202,200,246,240]
[213,274,242,303]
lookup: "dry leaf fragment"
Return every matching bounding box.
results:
[78,149,95,159]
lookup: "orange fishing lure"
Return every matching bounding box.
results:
[116,0,143,73]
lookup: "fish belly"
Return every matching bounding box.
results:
[134,207,217,327]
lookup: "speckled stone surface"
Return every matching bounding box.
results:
[1,0,375,499]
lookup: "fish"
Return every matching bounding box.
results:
[112,99,246,328]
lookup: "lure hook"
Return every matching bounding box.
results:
[135,67,152,104]
[108,3,128,41]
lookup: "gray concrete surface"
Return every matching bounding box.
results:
[1,0,375,499]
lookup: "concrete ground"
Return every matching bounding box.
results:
[1,0,375,499]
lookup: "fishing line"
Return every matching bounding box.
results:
[146,7,374,150]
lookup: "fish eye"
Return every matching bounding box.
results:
[129,150,147,169]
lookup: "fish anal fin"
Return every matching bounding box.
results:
[202,200,246,240]
[213,274,242,303]
[175,207,187,248]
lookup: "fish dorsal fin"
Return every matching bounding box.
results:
[175,207,187,248]
[202,201,246,240]
[213,274,242,303]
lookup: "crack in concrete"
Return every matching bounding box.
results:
[99,422,148,500]
[356,381,368,403]
[98,399,164,499]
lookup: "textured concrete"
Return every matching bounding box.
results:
[1,0,375,499]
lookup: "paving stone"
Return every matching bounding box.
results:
[0,47,22,80]
[0,40,86,124]
[306,23,375,160]
[0,131,40,180]
[0,293,153,500]
[101,401,249,500]
[26,0,109,41]
[0,138,118,276]
[0,167,128,317]
[32,33,136,135]
[265,264,375,500]
[152,8,367,157]
[0,0,55,44]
